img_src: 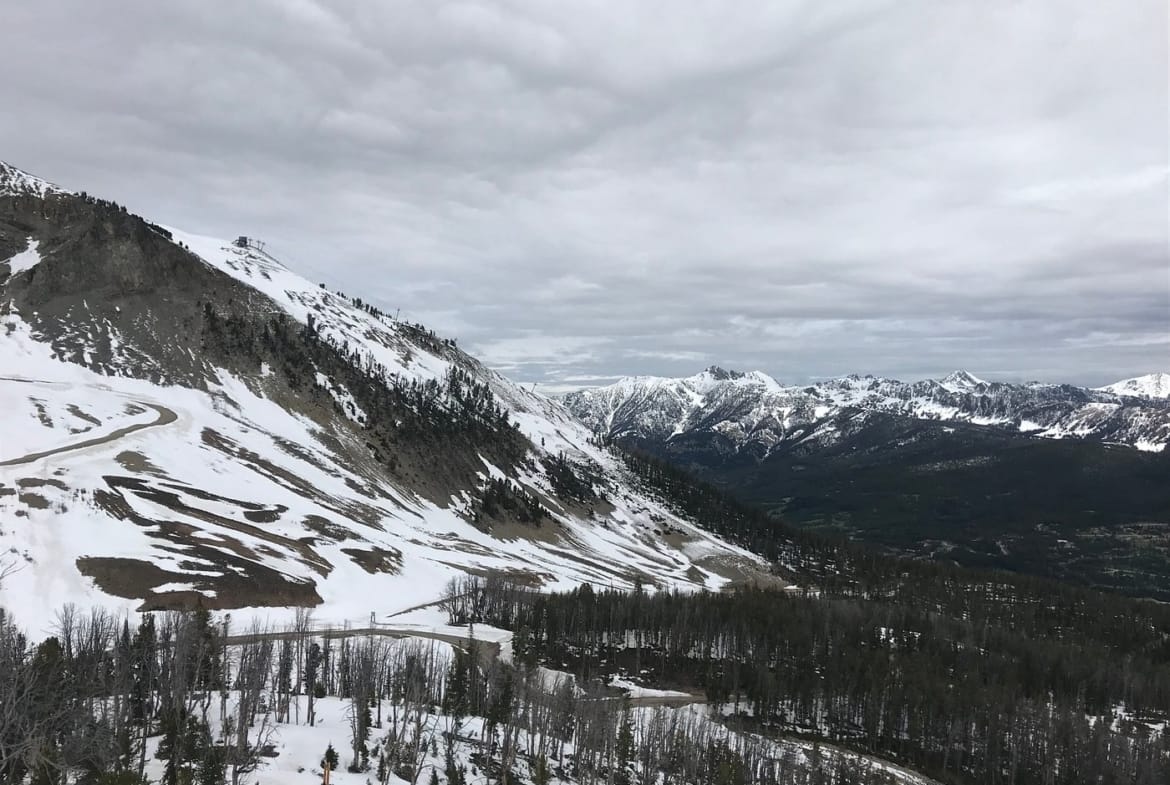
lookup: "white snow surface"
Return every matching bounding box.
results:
[168,688,943,785]
[2,239,42,276]
[1097,373,1170,400]
[608,676,692,699]
[0,161,68,198]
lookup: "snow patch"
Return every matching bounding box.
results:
[2,239,42,276]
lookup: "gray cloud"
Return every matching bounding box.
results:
[2,0,1166,389]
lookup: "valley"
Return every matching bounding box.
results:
[564,369,1170,598]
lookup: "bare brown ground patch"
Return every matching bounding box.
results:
[416,533,498,558]
[16,477,68,490]
[30,399,52,427]
[538,487,617,524]
[18,492,50,509]
[341,546,403,575]
[115,450,164,474]
[76,556,323,611]
[302,515,354,542]
[66,404,102,427]
[93,487,135,519]
[536,543,652,585]
[485,514,565,545]
[162,481,280,512]
[657,525,787,588]
[697,554,792,591]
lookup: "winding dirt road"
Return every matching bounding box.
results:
[224,624,502,669]
[0,376,177,467]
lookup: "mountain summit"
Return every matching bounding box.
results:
[939,370,988,390]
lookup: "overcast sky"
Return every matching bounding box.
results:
[2,1,1166,390]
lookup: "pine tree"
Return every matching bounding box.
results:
[321,743,339,771]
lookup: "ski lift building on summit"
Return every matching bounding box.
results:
[234,235,266,253]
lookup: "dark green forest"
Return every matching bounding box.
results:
[471,447,1170,784]
[624,413,1170,598]
[470,578,1170,785]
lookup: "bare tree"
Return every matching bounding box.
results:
[228,623,275,785]
[293,608,314,725]
[0,554,26,589]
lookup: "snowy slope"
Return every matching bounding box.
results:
[0,161,773,628]
[2,239,42,276]
[565,368,1170,453]
[1096,373,1170,400]
[0,161,67,198]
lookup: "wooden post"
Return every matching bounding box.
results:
[323,760,330,785]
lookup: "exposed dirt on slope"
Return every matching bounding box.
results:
[76,556,323,611]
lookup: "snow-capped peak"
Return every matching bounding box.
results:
[701,365,742,381]
[1096,373,1170,400]
[0,160,68,198]
[939,370,988,390]
[688,367,781,388]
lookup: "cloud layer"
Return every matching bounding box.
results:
[2,0,1166,388]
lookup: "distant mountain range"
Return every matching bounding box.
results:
[564,367,1170,455]
[563,367,1170,599]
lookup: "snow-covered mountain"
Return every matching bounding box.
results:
[0,161,770,626]
[0,160,67,198]
[564,366,1170,454]
[1096,373,1170,401]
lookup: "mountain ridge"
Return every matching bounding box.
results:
[564,366,1170,454]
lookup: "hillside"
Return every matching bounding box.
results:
[0,161,771,627]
